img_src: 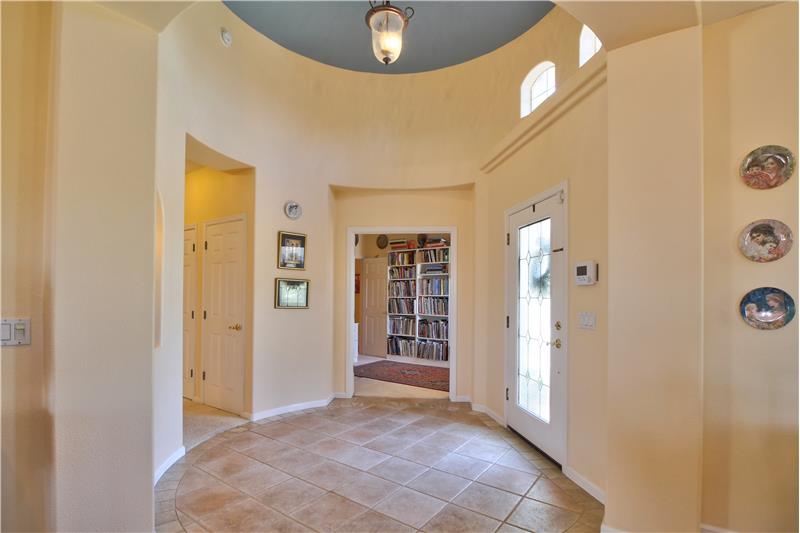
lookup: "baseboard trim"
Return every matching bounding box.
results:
[600,523,626,533]
[701,523,737,533]
[154,446,185,486]
[563,466,605,504]
[248,396,334,422]
[453,395,472,403]
[333,392,351,399]
[471,403,506,426]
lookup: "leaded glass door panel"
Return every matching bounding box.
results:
[506,191,566,464]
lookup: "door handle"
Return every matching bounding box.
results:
[548,339,562,349]
[228,323,242,331]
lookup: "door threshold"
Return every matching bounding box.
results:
[507,424,562,469]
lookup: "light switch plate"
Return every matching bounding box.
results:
[578,312,596,330]
[1,318,31,346]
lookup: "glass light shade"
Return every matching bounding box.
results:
[367,7,406,65]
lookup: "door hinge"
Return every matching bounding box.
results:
[506,233,510,246]
[204,241,208,250]
[192,243,195,252]
[506,387,509,401]
[190,369,193,378]
[506,316,509,328]
[202,371,206,381]
[203,310,207,319]
[191,310,194,319]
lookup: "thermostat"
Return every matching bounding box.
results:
[575,261,598,285]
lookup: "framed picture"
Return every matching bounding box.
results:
[277,231,306,270]
[275,278,309,309]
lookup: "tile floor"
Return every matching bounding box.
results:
[156,397,603,532]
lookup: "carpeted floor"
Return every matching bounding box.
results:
[354,360,449,391]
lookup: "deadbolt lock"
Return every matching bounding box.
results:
[555,321,561,331]
[554,339,562,349]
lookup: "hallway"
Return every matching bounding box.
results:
[155,398,602,532]
[183,399,247,451]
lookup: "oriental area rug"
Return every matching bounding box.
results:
[354,360,449,392]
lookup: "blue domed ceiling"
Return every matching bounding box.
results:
[224,1,555,74]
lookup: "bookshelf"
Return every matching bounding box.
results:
[387,241,450,367]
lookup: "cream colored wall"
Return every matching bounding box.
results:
[153,1,585,470]
[606,26,704,531]
[184,166,255,408]
[1,2,53,530]
[332,188,474,396]
[476,62,608,491]
[702,4,798,531]
[48,3,157,529]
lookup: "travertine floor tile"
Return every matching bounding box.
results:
[197,497,309,532]
[368,456,428,484]
[258,478,326,514]
[423,503,502,533]
[477,464,538,495]
[455,440,508,462]
[334,471,401,507]
[407,469,471,501]
[527,477,583,512]
[507,498,580,533]
[433,453,492,480]
[298,459,362,490]
[373,487,447,529]
[291,492,368,532]
[452,481,521,521]
[336,510,415,533]
[177,484,248,520]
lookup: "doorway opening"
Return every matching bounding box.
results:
[181,136,254,449]
[348,228,457,400]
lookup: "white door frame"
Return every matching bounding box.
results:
[503,182,569,461]
[200,213,247,415]
[346,226,458,400]
[184,224,199,401]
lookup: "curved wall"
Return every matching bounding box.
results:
[153,0,584,474]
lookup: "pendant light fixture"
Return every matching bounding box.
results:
[365,1,414,65]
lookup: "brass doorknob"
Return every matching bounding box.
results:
[228,323,242,331]
[555,321,562,331]
[553,339,561,349]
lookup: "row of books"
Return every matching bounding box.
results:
[388,317,415,336]
[418,319,448,340]
[388,251,415,266]
[388,299,414,314]
[389,239,418,250]
[419,248,449,263]
[419,278,448,295]
[388,280,415,297]
[422,238,449,249]
[422,263,447,274]
[417,341,449,361]
[389,266,415,279]
[418,296,448,315]
[387,338,449,361]
[387,337,417,357]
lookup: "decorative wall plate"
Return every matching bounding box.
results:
[740,145,795,189]
[284,201,302,220]
[738,219,793,263]
[376,234,388,249]
[740,287,795,330]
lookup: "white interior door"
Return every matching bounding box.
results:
[183,227,197,399]
[506,192,567,464]
[361,257,388,356]
[202,217,246,414]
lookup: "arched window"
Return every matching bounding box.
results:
[579,25,602,67]
[520,61,556,118]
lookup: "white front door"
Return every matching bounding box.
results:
[183,226,197,399]
[361,257,388,356]
[506,192,567,464]
[202,218,246,414]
